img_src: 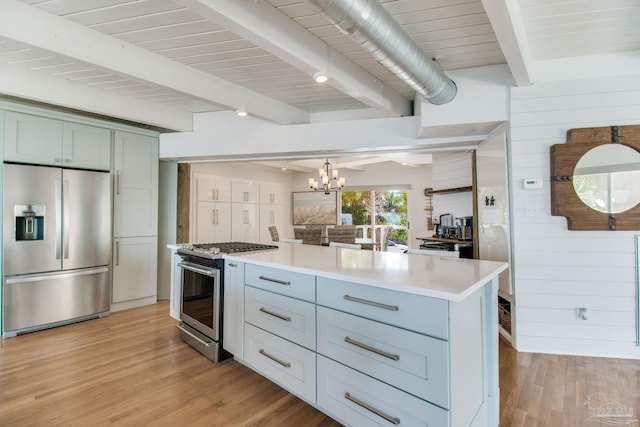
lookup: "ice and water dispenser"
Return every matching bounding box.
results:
[14,204,45,241]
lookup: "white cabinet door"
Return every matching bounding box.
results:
[244,323,316,403]
[259,204,285,242]
[112,236,158,304]
[223,260,244,359]
[113,131,158,238]
[260,183,285,205]
[232,182,259,203]
[231,203,258,241]
[195,174,231,202]
[245,286,316,350]
[62,122,111,170]
[4,111,63,166]
[317,355,449,427]
[4,112,112,170]
[195,201,232,242]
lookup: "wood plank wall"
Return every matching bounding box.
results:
[176,163,190,243]
[510,74,640,358]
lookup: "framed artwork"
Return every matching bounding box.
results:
[292,191,338,225]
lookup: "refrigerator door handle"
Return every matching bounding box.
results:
[55,178,62,260]
[63,179,70,259]
[4,266,110,284]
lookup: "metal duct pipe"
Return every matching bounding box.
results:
[309,0,456,105]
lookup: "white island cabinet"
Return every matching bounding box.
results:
[217,243,507,427]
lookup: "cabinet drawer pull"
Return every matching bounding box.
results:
[258,349,291,368]
[344,392,400,425]
[343,294,399,311]
[344,336,400,361]
[259,307,291,322]
[258,275,290,286]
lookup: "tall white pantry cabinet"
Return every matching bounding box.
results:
[0,102,159,320]
[112,131,159,311]
[191,173,285,244]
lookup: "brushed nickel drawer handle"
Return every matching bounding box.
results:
[258,275,291,286]
[343,295,399,311]
[344,392,400,425]
[259,307,291,322]
[344,336,400,361]
[258,349,291,368]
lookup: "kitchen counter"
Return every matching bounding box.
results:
[168,241,505,426]
[224,242,506,302]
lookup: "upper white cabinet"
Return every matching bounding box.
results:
[113,131,159,238]
[195,201,232,242]
[260,183,285,205]
[196,174,231,202]
[62,122,111,171]
[191,174,288,243]
[4,112,111,170]
[232,182,259,203]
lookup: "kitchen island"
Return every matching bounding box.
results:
[171,242,507,427]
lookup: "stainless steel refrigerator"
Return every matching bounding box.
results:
[2,163,111,337]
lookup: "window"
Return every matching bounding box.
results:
[341,190,407,244]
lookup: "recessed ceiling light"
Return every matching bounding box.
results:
[236,108,248,117]
[313,71,328,83]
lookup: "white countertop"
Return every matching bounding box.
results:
[218,242,507,302]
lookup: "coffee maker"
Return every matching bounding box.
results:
[456,216,473,240]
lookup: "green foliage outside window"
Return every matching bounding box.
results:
[341,190,408,244]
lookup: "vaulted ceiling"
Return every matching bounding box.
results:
[1,0,638,135]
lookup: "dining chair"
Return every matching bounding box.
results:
[327,226,357,244]
[268,225,279,242]
[299,228,322,245]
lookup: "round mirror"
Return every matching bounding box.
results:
[573,144,640,213]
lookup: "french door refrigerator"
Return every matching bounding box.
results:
[2,163,111,337]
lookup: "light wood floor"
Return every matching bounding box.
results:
[0,301,638,426]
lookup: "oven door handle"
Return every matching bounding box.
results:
[178,261,218,277]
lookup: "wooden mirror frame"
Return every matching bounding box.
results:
[550,125,640,230]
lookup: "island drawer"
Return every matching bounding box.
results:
[245,286,316,350]
[317,306,450,409]
[316,277,449,339]
[245,264,315,302]
[317,355,449,427]
[244,323,316,403]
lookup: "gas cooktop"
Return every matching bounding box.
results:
[178,241,278,258]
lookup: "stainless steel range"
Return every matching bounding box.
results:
[176,242,278,362]
[178,241,278,259]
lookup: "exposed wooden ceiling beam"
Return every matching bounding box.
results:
[0,63,192,131]
[481,0,533,86]
[0,0,309,125]
[174,0,413,117]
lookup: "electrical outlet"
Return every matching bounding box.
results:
[525,203,540,217]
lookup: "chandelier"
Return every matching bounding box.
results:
[308,159,345,194]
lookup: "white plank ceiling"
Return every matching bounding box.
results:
[0,0,638,168]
